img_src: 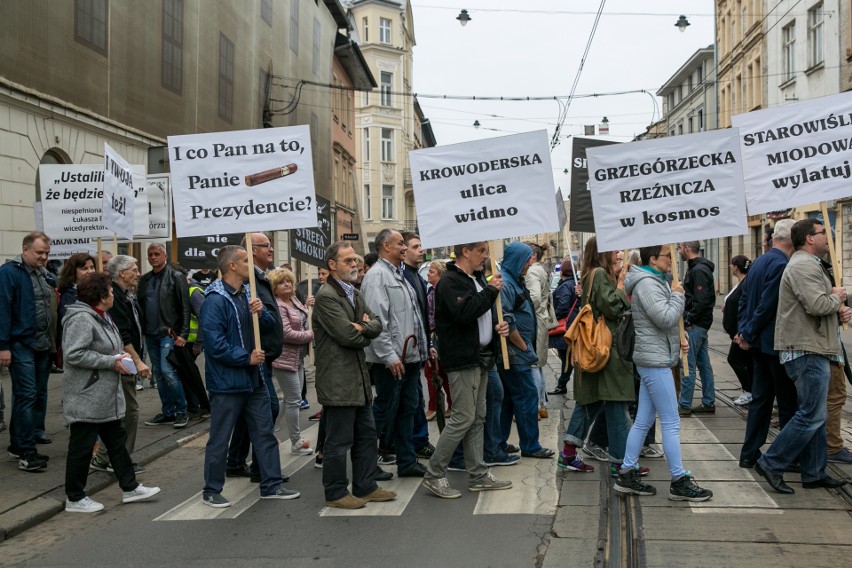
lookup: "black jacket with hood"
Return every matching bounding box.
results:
[683,256,715,330]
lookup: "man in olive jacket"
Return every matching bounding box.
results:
[755,219,851,494]
[313,242,394,509]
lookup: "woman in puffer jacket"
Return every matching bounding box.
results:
[62,272,160,513]
[616,245,712,502]
[269,268,314,455]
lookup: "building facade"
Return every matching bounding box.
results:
[0,0,353,264]
[346,0,435,248]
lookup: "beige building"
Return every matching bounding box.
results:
[0,0,352,264]
[345,0,435,249]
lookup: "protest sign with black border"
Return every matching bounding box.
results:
[289,195,332,268]
[569,137,618,233]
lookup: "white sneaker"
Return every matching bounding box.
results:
[290,439,314,456]
[640,445,665,459]
[733,392,753,406]
[65,496,104,513]
[122,484,161,504]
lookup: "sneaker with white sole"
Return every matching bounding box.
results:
[65,496,104,513]
[261,487,301,500]
[422,476,462,499]
[202,493,231,508]
[290,439,314,456]
[582,442,614,462]
[468,472,512,492]
[669,473,713,502]
[733,392,753,406]
[615,468,657,496]
[122,484,161,503]
[90,456,114,473]
[640,445,665,459]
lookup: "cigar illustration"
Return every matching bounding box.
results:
[245,164,298,187]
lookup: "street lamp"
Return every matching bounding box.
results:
[473,120,481,129]
[563,168,569,175]
[456,9,472,27]
[675,15,691,33]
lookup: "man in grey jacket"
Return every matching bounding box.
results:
[754,219,850,494]
[361,229,428,477]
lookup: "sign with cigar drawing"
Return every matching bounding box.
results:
[168,125,317,237]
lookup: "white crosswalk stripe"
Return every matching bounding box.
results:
[156,408,564,520]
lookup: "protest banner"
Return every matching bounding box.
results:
[409,130,559,368]
[103,143,136,241]
[586,129,748,252]
[33,202,97,260]
[177,233,243,270]
[569,137,618,233]
[144,174,172,240]
[39,164,113,240]
[731,91,852,214]
[408,130,559,248]
[289,195,332,268]
[168,125,317,238]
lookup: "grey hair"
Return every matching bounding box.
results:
[325,241,354,268]
[682,241,701,253]
[374,228,395,251]
[147,242,167,253]
[217,245,245,274]
[107,255,138,281]
[773,218,795,241]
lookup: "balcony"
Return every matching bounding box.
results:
[403,168,412,188]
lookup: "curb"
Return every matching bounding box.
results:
[0,419,211,543]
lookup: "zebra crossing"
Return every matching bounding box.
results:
[155,412,561,521]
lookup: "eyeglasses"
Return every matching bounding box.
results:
[252,243,271,249]
[335,257,358,265]
[656,253,672,259]
[812,230,826,236]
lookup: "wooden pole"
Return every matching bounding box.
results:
[112,233,118,254]
[562,227,579,282]
[821,202,846,330]
[669,244,687,376]
[243,232,262,351]
[488,240,511,370]
[96,238,103,272]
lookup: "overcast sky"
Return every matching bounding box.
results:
[409,0,716,185]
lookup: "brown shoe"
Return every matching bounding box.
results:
[358,487,397,502]
[326,494,367,509]
[539,408,549,419]
[425,410,436,421]
[691,403,715,414]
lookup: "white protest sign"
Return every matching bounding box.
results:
[732,91,852,214]
[408,130,559,248]
[39,164,113,240]
[34,203,97,260]
[587,129,748,252]
[168,125,317,238]
[131,167,150,238]
[103,143,136,240]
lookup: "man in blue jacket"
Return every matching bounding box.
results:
[199,245,299,507]
[497,242,552,459]
[735,219,798,469]
[0,232,56,472]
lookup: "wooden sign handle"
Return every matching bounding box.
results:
[244,232,263,352]
[489,240,511,370]
[821,202,846,330]
[669,244,688,377]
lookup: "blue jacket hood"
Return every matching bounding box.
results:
[501,242,533,281]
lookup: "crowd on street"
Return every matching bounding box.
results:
[1,218,850,514]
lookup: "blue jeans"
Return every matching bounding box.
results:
[371,362,420,473]
[498,364,542,454]
[563,400,630,462]
[739,351,798,462]
[679,325,715,409]
[145,335,187,417]
[204,385,284,497]
[227,364,279,473]
[759,354,829,483]
[8,343,51,452]
[623,366,686,478]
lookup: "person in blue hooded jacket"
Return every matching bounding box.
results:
[496,242,553,459]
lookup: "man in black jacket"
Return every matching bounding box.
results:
[138,243,192,428]
[225,233,285,482]
[678,241,717,415]
[421,242,512,499]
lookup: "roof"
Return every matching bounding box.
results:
[334,33,378,90]
[322,0,351,29]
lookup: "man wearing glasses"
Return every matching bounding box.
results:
[754,219,850,493]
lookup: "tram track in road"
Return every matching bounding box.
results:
[594,465,645,568]
[707,343,852,506]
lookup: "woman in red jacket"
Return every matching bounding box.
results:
[269,268,314,455]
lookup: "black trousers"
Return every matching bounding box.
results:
[740,351,798,462]
[727,342,753,393]
[322,405,378,501]
[65,420,137,501]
